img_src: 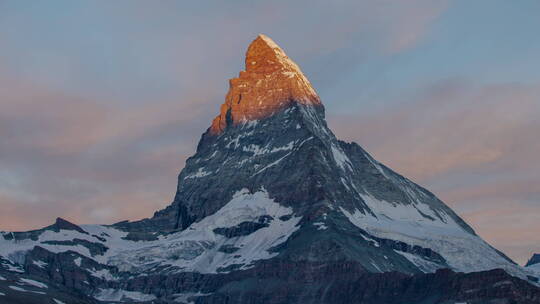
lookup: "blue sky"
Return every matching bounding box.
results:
[1,0,539,264]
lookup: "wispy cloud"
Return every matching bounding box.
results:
[0,75,216,230]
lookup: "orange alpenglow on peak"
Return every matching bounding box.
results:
[209,34,321,134]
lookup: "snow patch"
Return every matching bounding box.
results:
[243,144,268,156]
[9,285,45,294]
[341,194,524,276]
[107,189,301,274]
[359,234,380,247]
[340,177,351,191]
[354,192,461,233]
[313,222,328,230]
[0,223,167,276]
[363,151,390,179]
[94,288,156,302]
[173,292,211,303]
[0,228,104,264]
[253,152,292,175]
[225,135,243,149]
[243,141,295,157]
[331,145,352,171]
[3,263,24,273]
[9,285,26,292]
[271,141,295,153]
[88,268,116,281]
[19,278,48,289]
[184,168,211,179]
[245,120,258,128]
[74,257,82,267]
[251,137,313,176]
[394,250,443,273]
[370,261,382,272]
[32,260,47,268]
[208,150,218,159]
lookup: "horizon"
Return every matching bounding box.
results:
[1,1,539,265]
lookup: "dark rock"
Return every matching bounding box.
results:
[91,234,107,242]
[369,235,448,266]
[1,217,88,242]
[122,231,160,242]
[213,216,272,238]
[526,253,540,267]
[23,246,119,293]
[217,245,240,253]
[50,217,88,234]
[40,239,108,256]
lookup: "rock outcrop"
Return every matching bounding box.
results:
[526,254,540,267]
[210,34,320,134]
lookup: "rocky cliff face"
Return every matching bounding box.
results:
[1,34,539,303]
[526,254,540,267]
[210,34,320,135]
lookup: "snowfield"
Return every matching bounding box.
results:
[341,191,527,278]
[107,188,301,273]
[0,189,301,276]
[94,288,156,302]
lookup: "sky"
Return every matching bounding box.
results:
[0,0,539,265]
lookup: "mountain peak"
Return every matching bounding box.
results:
[245,34,300,74]
[209,34,320,134]
[526,253,540,267]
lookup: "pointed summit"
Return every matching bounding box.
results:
[245,34,309,76]
[526,254,540,267]
[210,34,320,134]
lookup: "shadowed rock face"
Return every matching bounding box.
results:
[4,256,538,304]
[189,265,540,304]
[526,254,540,267]
[2,217,88,242]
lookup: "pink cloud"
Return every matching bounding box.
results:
[0,75,211,230]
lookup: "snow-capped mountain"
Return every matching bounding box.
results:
[121,33,521,276]
[1,34,539,304]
